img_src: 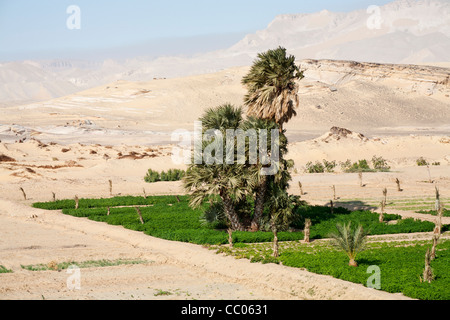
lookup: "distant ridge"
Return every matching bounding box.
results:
[1,0,449,106]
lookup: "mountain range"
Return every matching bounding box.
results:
[1,0,449,106]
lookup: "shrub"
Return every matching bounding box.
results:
[306,161,325,173]
[372,156,391,172]
[417,157,429,167]
[145,169,186,183]
[306,160,336,173]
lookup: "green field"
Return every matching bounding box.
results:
[33,196,441,245]
[31,195,449,300]
[212,239,450,300]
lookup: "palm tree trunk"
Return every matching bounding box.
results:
[251,175,267,231]
[221,192,245,231]
[349,259,358,267]
[271,220,279,258]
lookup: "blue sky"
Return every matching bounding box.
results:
[0,0,394,61]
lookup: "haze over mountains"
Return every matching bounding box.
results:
[1,0,449,106]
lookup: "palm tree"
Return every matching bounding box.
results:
[329,222,368,267]
[242,46,303,131]
[241,117,287,231]
[183,104,257,231]
[241,47,303,231]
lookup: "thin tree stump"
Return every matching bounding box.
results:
[109,180,113,196]
[395,178,402,192]
[143,188,147,199]
[52,192,56,202]
[358,172,363,187]
[298,181,304,196]
[430,235,439,261]
[304,219,311,243]
[20,187,27,200]
[135,206,144,225]
[74,196,79,210]
[107,207,111,216]
[332,185,336,200]
[383,188,388,205]
[228,228,233,247]
[421,249,434,283]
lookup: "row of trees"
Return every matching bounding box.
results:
[183,47,304,242]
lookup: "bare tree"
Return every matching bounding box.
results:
[134,207,145,225]
[298,181,304,196]
[304,219,312,243]
[20,187,27,200]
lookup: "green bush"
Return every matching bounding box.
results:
[341,159,373,173]
[144,169,185,183]
[306,160,336,173]
[372,156,391,172]
[417,157,429,167]
[0,265,12,274]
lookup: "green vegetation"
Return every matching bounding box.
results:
[211,239,450,300]
[33,196,438,246]
[417,209,450,218]
[0,265,12,274]
[21,259,149,272]
[329,222,368,267]
[305,160,337,173]
[33,195,185,210]
[340,156,391,173]
[144,169,186,183]
[304,156,391,174]
[417,157,429,166]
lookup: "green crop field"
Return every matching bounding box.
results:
[211,239,450,300]
[31,195,449,300]
[33,196,442,245]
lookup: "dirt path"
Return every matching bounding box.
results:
[0,199,410,300]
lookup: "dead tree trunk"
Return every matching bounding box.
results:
[74,196,79,210]
[107,207,111,216]
[304,219,311,243]
[358,172,363,187]
[143,188,147,199]
[379,201,386,223]
[20,187,27,200]
[431,235,439,261]
[332,185,336,200]
[135,207,144,225]
[52,192,56,202]
[228,228,233,247]
[271,220,279,258]
[298,181,304,196]
[422,249,434,283]
[109,180,113,196]
[396,178,402,192]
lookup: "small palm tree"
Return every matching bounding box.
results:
[329,222,368,267]
[183,104,257,231]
